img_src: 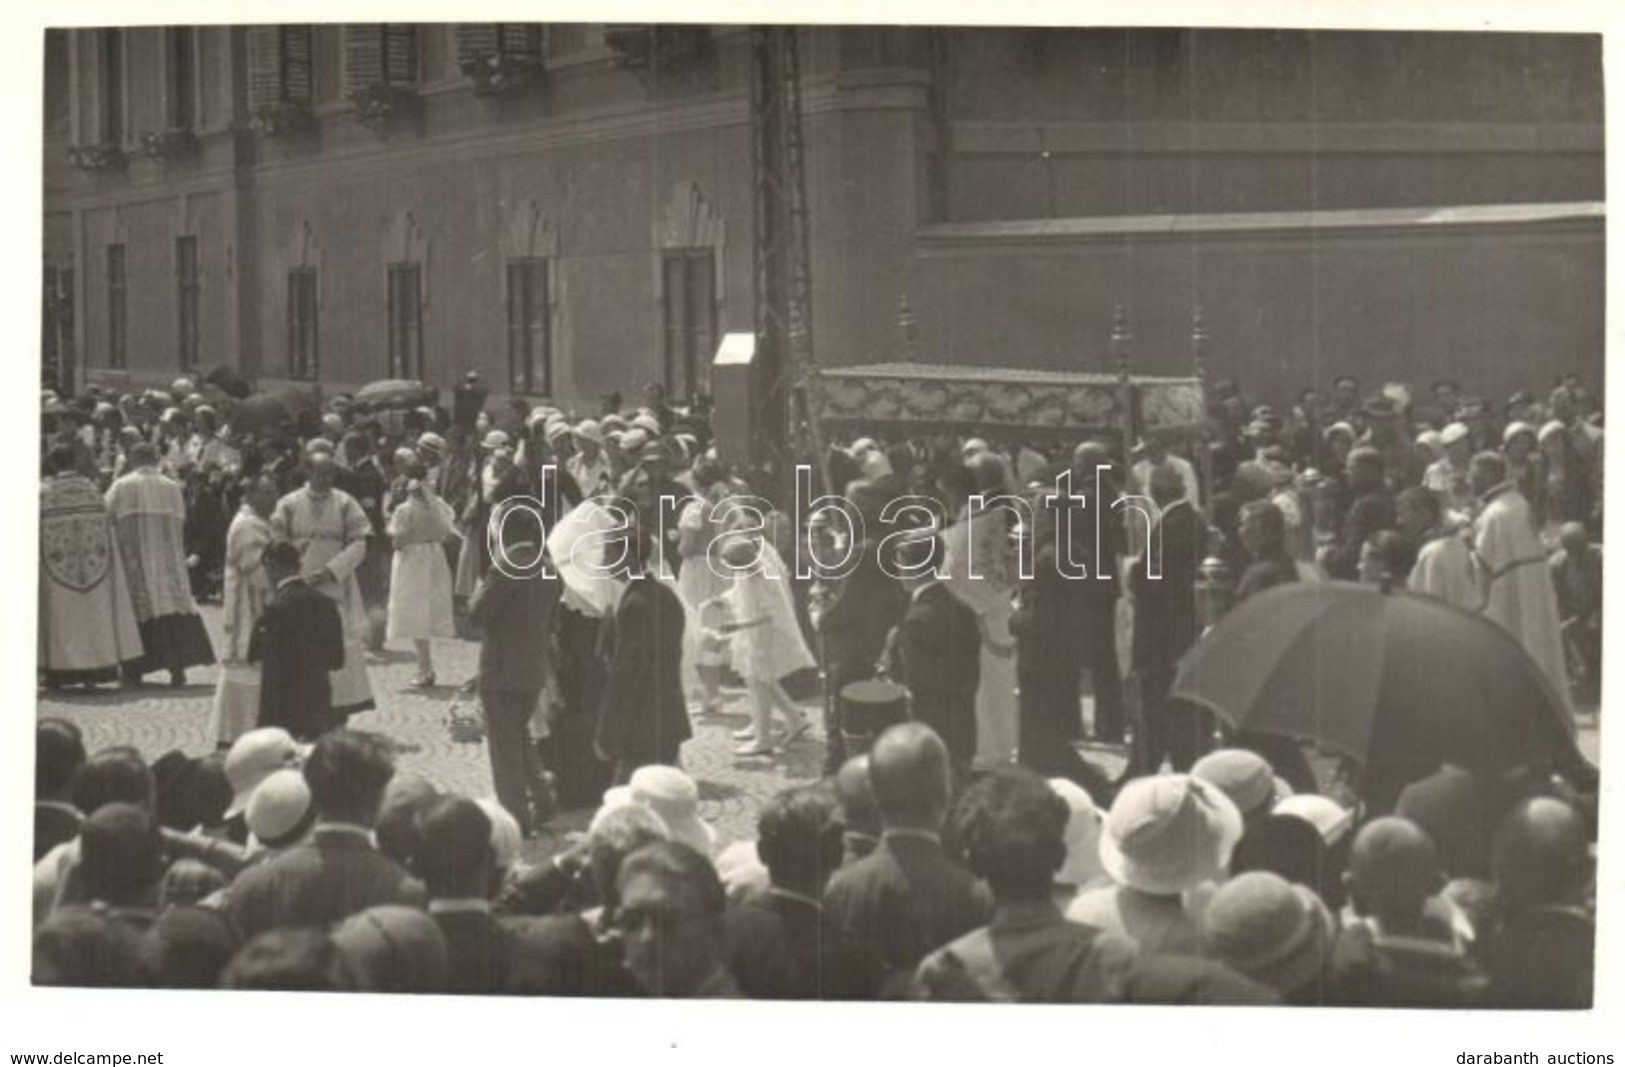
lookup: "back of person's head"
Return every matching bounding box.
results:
[616,840,726,920]
[587,804,670,909]
[143,905,240,989]
[869,723,951,832]
[374,773,439,869]
[153,752,233,833]
[46,442,79,475]
[79,802,163,907]
[755,783,843,896]
[72,747,156,819]
[36,718,86,802]
[159,858,229,910]
[302,730,395,828]
[414,795,495,899]
[1148,463,1186,505]
[261,540,302,576]
[1346,816,1443,922]
[952,767,1069,900]
[1231,815,1331,898]
[33,905,150,987]
[833,755,881,846]
[221,928,348,992]
[1395,766,1490,881]
[1491,796,1592,913]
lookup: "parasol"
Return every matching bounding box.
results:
[228,387,316,437]
[1169,581,1582,787]
[356,378,435,411]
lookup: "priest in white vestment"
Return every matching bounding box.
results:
[270,452,377,716]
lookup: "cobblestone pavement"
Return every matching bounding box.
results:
[38,606,1600,864]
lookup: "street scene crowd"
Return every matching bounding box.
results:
[33,366,1602,1005]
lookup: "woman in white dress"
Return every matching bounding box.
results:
[675,462,735,708]
[211,475,277,749]
[943,451,1021,768]
[386,463,458,687]
[720,537,815,756]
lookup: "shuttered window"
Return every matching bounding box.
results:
[287,268,319,380]
[106,245,127,370]
[455,23,542,65]
[101,29,124,145]
[661,249,717,397]
[176,237,201,370]
[344,24,418,92]
[387,264,425,379]
[247,26,315,111]
[505,258,550,395]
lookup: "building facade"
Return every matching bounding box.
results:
[43,26,1604,408]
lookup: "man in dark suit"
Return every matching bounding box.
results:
[725,783,847,999]
[469,502,562,837]
[35,719,85,862]
[1130,464,1210,775]
[822,723,993,998]
[223,730,425,938]
[817,481,908,775]
[415,795,521,995]
[595,519,690,782]
[1325,447,1396,581]
[888,532,980,770]
[249,542,345,741]
[340,430,393,653]
[1067,441,1128,744]
[1012,506,1113,802]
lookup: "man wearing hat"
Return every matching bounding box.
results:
[567,420,613,497]
[1356,394,1417,492]
[1066,774,1243,957]
[1424,422,1475,519]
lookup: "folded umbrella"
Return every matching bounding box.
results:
[1169,581,1580,788]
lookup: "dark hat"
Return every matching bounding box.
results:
[1361,396,1400,420]
[1202,871,1335,995]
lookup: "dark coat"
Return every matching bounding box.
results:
[1130,498,1205,673]
[819,537,907,683]
[469,561,561,696]
[595,576,690,767]
[222,827,426,938]
[1235,555,1301,603]
[822,834,993,999]
[892,582,980,766]
[725,887,848,1000]
[434,908,522,995]
[34,802,82,863]
[249,580,345,740]
[1326,487,1396,581]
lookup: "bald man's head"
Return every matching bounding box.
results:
[1072,440,1112,478]
[1493,797,1592,911]
[1347,816,1443,921]
[869,723,951,832]
[305,451,337,492]
[1148,463,1186,506]
[833,755,879,840]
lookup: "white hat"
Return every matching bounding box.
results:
[1272,794,1355,847]
[224,728,305,819]
[1502,421,1538,445]
[962,437,991,458]
[1440,422,1471,446]
[1192,749,1292,817]
[1538,420,1567,442]
[474,797,523,871]
[482,429,511,451]
[605,766,717,858]
[1099,775,1244,896]
[630,413,662,436]
[1049,778,1106,887]
[245,768,314,850]
[573,419,604,445]
[848,437,879,457]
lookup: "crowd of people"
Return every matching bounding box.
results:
[33,366,1602,1005]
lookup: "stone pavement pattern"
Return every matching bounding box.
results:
[38,606,1600,862]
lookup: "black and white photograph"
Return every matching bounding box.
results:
[6,2,1622,1061]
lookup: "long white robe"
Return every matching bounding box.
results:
[1473,485,1571,721]
[270,485,376,714]
[942,504,1019,767]
[1408,531,1482,614]
[104,467,199,623]
[39,473,142,675]
[213,506,274,744]
[386,490,457,641]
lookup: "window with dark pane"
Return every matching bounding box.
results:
[661,249,717,397]
[388,263,425,379]
[166,27,196,129]
[287,268,319,380]
[455,23,542,65]
[101,29,123,145]
[505,258,550,395]
[176,236,200,370]
[45,30,69,135]
[106,244,126,370]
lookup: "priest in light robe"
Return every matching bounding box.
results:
[39,443,143,689]
[104,442,215,686]
[1469,452,1571,723]
[269,450,377,717]
[212,474,279,748]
